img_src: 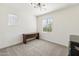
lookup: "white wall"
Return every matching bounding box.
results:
[37,5,79,47]
[0,5,36,49]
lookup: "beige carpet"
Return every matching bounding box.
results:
[0,39,68,56]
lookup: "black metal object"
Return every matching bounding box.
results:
[69,41,79,56]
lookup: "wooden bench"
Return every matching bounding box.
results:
[23,33,39,44]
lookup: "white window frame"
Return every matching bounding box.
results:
[42,16,53,33]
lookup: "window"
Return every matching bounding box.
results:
[8,14,17,26]
[42,16,53,32]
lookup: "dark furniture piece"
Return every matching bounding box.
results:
[69,41,79,56]
[23,33,39,44]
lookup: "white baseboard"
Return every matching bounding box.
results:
[40,38,68,48]
[0,41,22,49]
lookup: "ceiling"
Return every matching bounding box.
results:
[0,3,77,16]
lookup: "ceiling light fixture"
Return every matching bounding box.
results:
[31,3,47,11]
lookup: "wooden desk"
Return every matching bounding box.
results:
[23,33,39,44]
